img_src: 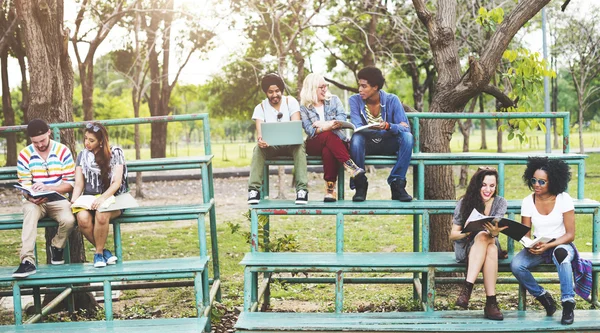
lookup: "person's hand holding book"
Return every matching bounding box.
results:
[483,218,508,238]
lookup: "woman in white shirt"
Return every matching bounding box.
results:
[510,157,575,325]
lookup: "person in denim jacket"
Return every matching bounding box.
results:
[299,73,365,202]
[348,66,413,202]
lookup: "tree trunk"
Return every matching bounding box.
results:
[412,0,552,251]
[458,98,476,187]
[421,117,456,252]
[1,52,17,166]
[479,94,487,150]
[363,10,377,67]
[80,64,94,120]
[16,0,97,311]
[496,119,503,153]
[578,96,584,154]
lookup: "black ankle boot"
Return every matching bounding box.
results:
[536,291,557,316]
[390,179,412,202]
[456,281,473,309]
[561,301,575,325]
[484,295,504,321]
[352,173,368,202]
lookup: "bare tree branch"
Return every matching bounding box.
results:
[482,85,516,108]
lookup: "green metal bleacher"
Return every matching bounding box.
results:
[0,114,219,332]
[236,112,600,332]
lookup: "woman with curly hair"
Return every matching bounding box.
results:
[511,157,585,325]
[449,167,508,320]
[71,122,128,268]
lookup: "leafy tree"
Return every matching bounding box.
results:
[16,0,95,311]
[555,10,600,153]
[70,0,138,121]
[411,0,556,251]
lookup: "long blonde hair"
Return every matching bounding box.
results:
[300,73,330,108]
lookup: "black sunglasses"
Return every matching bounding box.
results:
[86,123,100,132]
[41,162,49,177]
[530,178,547,186]
[276,112,283,122]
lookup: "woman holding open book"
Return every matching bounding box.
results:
[449,167,508,321]
[299,73,365,202]
[71,122,128,268]
[511,157,590,326]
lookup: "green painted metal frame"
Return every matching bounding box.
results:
[246,201,600,313]
[0,114,219,329]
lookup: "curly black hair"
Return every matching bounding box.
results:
[522,156,571,195]
[357,66,385,91]
[458,168,499,226]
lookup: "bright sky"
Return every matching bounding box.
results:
[4,0,597,89]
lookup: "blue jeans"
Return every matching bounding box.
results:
[510,244,575,303]
[349,129,413,185]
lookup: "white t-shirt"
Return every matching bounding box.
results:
[251,96,300,123]
[315,105,325,122]
[521,192,575,239]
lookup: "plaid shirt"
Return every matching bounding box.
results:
[299,95,349,141]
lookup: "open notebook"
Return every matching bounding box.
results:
[261,121,303,146]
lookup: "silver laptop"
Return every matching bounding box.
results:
[261,121,304,146]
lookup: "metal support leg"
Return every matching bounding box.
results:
[33,286,42,319]
[335,271,344,313]
[426,267,435,312]
[104,281,113,321]
[13,284,22,325]
[518,284,526,311]
[244,267,252,311]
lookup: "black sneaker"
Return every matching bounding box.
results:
[12,260,36,278]
[295,189,308,205]
[50,245,65,265]
[248,190,260,204]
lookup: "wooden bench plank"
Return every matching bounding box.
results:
[0,156,214,179]
[250,199,600,213]
[0,203,213,229]
[235,310,600,332]
[267,153,587,164]
[0,257,209,284]
[0,317,208,333]
[240,252,600,270]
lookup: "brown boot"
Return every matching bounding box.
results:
[456,281,473,309]
[324,181,337,202]
[484,295,504,321]
[343,159,365,178]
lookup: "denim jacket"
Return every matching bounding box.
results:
[299,95,349,141]
[348,90,410,134]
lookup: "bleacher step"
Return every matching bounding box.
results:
[0,317,208,332]
[235,311,600,332]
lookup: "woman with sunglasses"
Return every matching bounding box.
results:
[299,73,365,202]
[449,167,507,320]
[71,122,128,268]
[511,157,585,325]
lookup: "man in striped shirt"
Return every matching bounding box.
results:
[348,67,414,202]
[13,119,76,278]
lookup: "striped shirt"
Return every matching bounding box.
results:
[365,104,383,125]
[17,140,75,195]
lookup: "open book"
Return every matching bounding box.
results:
[336,121,381,133]
[71,193,138,213]
[519,236,553,249]
[461,208,530,241]
[14,184,66,202]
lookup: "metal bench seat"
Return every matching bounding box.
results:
[235,310,600,332]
